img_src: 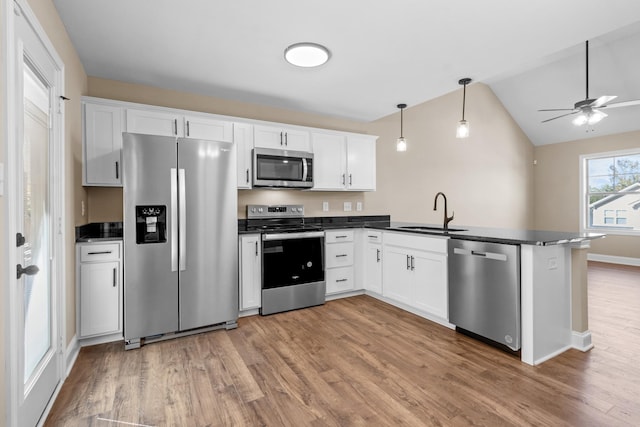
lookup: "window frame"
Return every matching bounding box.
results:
[580,148,640,236]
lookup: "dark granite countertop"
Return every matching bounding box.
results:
[76,222,123,242]
[377,221,605,246]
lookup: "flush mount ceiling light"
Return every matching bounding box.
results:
[396,103,407,152]
[456,78,472,139]
[284,42,330,67]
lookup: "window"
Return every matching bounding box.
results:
[581,149,640,235]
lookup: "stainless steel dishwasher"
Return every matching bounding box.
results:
[448,239,521,351]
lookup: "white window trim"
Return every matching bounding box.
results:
[579,147,640,237]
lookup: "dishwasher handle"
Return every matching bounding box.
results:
[453,247,508,262]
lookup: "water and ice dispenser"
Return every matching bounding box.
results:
[136,205,166,244]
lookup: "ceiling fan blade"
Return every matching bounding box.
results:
[590,95,617,108]
[541,111,579,123]
[538,108,575,112]
[602,99,640,109]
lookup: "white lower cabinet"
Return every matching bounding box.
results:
[325,230,356,295]
[239,234,261,311]
[382,232,448,320]
[76,241,123,341]
[363,231,383,294]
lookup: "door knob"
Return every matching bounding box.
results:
[17,263,39,279]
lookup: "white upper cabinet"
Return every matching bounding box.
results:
[254,124,311,152]
[83,101,124,186]
[126,108,183,137]
[234,123,254,189]
[126,109,233,142]
[311,132,377,191]
[183,115,233,142]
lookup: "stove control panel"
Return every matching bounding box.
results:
[247,204,304,219]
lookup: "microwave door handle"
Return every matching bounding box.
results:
[303,158,308,182]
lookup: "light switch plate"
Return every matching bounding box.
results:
[344,202,352,212]
[356,202,363,211]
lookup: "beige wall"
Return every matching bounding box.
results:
[1,0,87,422]
[533,130,640,258]
[366,83,535,228]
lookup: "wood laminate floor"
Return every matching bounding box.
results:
[45,262,640,426]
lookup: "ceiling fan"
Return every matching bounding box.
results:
[539,40,640,126]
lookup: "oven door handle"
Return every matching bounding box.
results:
[262,231,325,241]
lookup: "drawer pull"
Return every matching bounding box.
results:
[87,251,112,255]
[335,254,348,258]
[336,278,348,283]
[335,235,348,239]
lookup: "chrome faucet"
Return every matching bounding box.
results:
[433,192,454,231]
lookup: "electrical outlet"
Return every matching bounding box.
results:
[81,200,85,217]
[322,201,329,212]
[344,202,352,212]
[356,202,363,211]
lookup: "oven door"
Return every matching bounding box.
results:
[262,231,325,289]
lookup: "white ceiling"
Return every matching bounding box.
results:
[53,0,640,145]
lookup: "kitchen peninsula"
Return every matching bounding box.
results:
[239,215,604,366]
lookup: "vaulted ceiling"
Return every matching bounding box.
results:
[53,0,640,145]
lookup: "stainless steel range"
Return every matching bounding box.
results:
[246,205,325,315]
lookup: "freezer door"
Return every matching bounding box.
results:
[123,133,179,340]
[177,138,238,330]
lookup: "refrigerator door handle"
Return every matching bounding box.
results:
[170,168,178,271]
[179,168,187,271]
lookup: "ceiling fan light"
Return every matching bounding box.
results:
[572,114,588,126]
[396,136,407,152]
[456,120,470,138]
[588,109,607,125]
[284,43,330,67]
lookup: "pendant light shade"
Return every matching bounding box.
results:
[456,78,472,139]
[396,103,407,152]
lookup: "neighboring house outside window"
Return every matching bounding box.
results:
[581,149,640,235]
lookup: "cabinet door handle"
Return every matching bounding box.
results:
[335,254,348,258]
[406,255,411,270]
[280,131,283,145]
[255,241,258,256]
[336,278,348,283]
[113,267,117,287]
[115,161,119,179]
[174,119,178,135]
[186,120,190,137]
[87,251,112,255]
[411,256,415,271]
[349,174,353,185]
[284,132,288,146]
[376,248,380,262]
[342,174,346,185]
[246,169,250,184]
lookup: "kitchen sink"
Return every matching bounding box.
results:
[398,226,468,232]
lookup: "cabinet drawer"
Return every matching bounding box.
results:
[326,267,355,294]
[326,243,354,268]
[325,229,355,243]
[365,230,382,243]
[80,243,121,262]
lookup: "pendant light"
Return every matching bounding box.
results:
[456,78,472,138]
[396,103,407,152]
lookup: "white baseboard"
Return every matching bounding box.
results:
[588,253,640,267]
[572,330,594,352]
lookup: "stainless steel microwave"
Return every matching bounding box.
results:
[252,147,314,188]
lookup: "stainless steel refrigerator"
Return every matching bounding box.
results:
[123,133,238,349]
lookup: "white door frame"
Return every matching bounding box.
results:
[3,0,67,426]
